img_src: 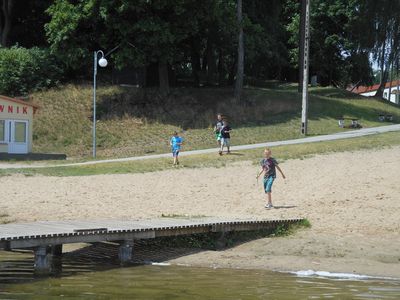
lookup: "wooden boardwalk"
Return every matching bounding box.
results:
[0,217,302,274]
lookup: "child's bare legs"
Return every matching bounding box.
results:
[173,150,179,165]
[219,139,224,155]
[264,176,274,208]
[266,192,272,206]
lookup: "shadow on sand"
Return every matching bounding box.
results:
[272,205,297,209]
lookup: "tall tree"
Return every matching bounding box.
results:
[368,0,400,98]
[284,0,375,87]
[234,0,244,103]
[0,0,14,47]
[46,0,203,93]
[0,1,51,48]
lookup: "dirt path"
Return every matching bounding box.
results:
[1,146,399,277]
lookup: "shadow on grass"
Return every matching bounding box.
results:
[225,152,244,156]
[95,85,400,131]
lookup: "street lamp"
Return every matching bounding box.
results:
[93,50,108,158]
[92,43,136,158]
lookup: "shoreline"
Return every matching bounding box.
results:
[164,229,400,278]
[165,262,400,281]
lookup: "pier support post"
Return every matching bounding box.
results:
[51,244,63,274]
[34,246,52,275]
[118,240,134,265]
[51,244,63,257]
[215,232,228,250]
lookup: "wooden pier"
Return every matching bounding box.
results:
[0,217,303,274]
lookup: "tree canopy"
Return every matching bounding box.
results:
[1,0,399,97]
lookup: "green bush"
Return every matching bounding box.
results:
[0,46,63,96]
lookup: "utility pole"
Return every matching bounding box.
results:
[298,0,307,93]
[301,0,310,135]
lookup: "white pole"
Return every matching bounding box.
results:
[93,51,97,158]
[397,56,400,104]
[301,0,310,135]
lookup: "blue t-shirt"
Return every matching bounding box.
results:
[171,136,183,151]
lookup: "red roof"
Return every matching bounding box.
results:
[0,95,39,113]
[350,80,400,94]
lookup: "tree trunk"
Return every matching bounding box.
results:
[234,0,244,104]
[298,0,306,93]
[228,59,237,86]
[397,56,400,104]
[375,40,387,98]
[206,36,217,85]
[0,0,14,47]
[388,59,394,101]
[158,61,170,96]
[190,38,201,86]
[218,49,225,86]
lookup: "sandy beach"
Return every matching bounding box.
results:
[1,146,400,277]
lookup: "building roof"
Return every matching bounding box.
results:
[0,95,39,113]
[350,80,400,94]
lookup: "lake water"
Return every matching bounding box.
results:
[1,249,400,299]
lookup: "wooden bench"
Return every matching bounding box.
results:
[378,114,393,122]
[338,117,361,128]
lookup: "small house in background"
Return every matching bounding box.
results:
[349,80,400,104]
[0,95,38,154]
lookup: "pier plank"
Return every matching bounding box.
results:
[0,217,303,248]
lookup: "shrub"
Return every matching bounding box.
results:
[0,46,64,96]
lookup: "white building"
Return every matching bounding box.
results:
[0,95,38,154]
[350,80,400,104]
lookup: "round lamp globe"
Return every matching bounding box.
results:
[98,57,108,67]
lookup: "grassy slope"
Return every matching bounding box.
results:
[31,84,400,159]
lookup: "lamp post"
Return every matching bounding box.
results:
[93,50,108,158]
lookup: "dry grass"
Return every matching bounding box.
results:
[30,84,400,159]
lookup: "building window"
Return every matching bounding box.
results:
[14,122,27,143]
[0,120,5,142]
[384,92,388,99]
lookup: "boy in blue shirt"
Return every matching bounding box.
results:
[170,131,183,165]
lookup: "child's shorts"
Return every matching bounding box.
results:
[263,176,275,193]
[221,138,230,146]
[172,149,180,157]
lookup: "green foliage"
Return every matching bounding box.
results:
[244,0,289,79]
[283,0,375,86]
[45,0,210,71]
[0,47,63,96]
[272,224,290,236]
[271,219,311,237]
[299,219,311,228]
[4,0,395,89]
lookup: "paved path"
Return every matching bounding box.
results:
[1,124,399,169]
